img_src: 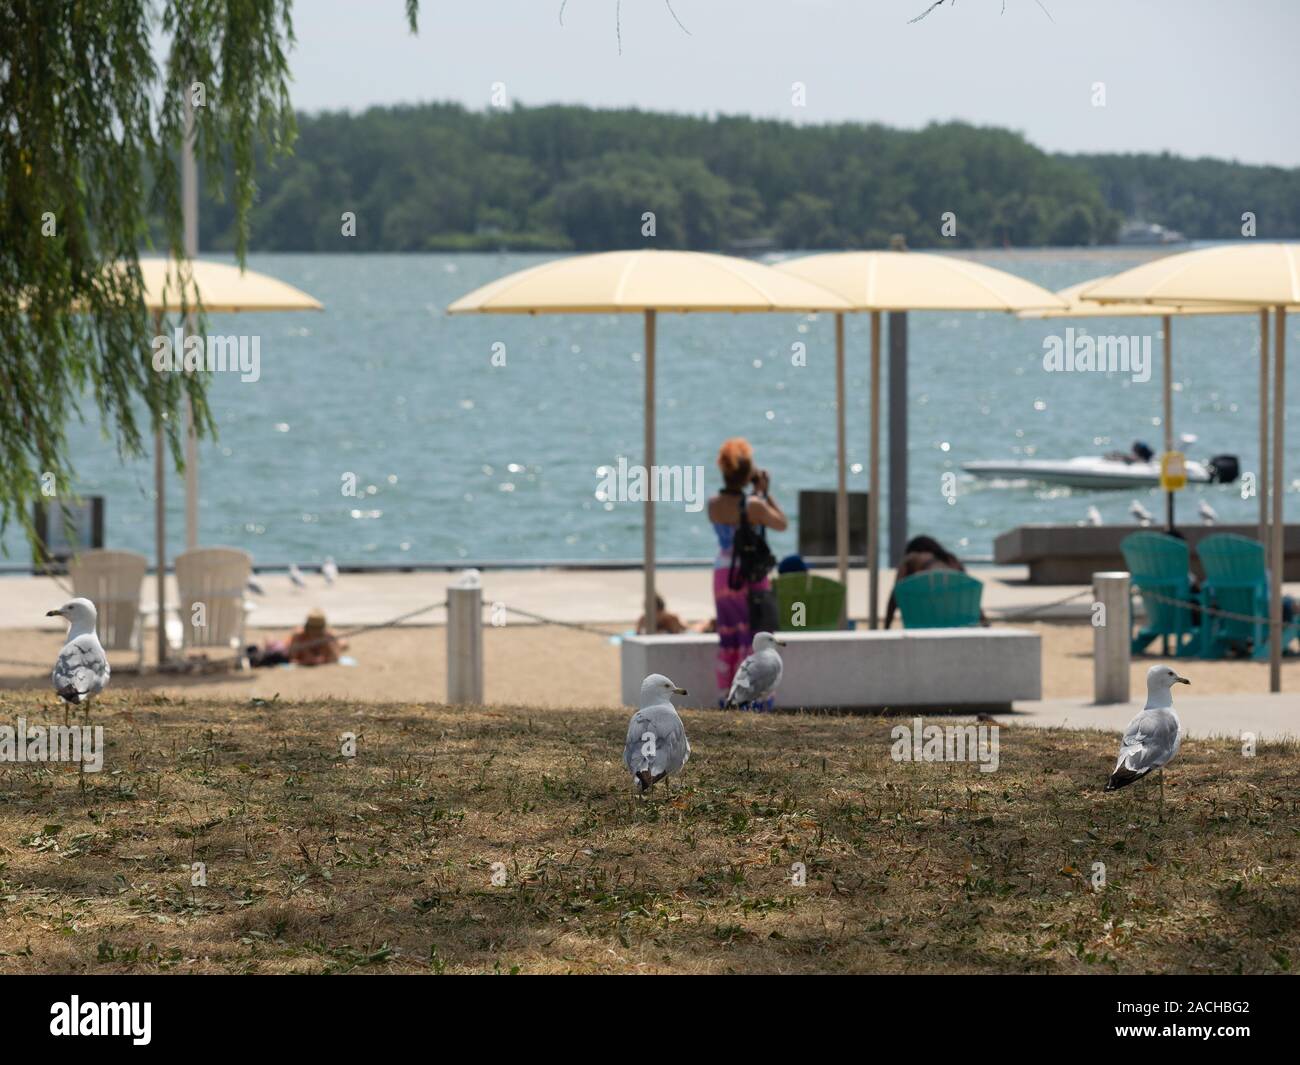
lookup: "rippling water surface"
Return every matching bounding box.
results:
[8,249,1294,568]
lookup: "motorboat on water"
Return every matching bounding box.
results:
[963,439,1239,491]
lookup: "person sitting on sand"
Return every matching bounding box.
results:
[288,609,347,666]
[637,594,688,635]
[884,534,985,628]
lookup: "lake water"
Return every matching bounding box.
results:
[8,249,1294,568]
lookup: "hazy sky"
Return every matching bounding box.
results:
[284,0,1299,167]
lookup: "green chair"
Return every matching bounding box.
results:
[775,572,846,631]
[1197,533,1299,660]
[1119,531,1199,657]
[893,570,982,628]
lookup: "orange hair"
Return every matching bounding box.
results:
[717,437,754,489]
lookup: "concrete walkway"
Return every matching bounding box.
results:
[1007,691,1300,742]
[1,562,1156,632]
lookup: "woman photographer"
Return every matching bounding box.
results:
[707,438,788,708]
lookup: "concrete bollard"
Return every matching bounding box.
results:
[1093,571,1131,705]
[447,570,483,705]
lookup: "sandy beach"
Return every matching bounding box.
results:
[3,618,1296,708]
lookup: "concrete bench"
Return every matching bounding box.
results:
[621,628,1041,712]
[994,523,1300,584]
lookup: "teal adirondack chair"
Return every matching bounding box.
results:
[1197,533,1299,660]
[1119,532,1199,657]
[775,572,846,631]
[893,570,982,628]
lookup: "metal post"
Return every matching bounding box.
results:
[1270,307,1285,693]
[835,313,848,596]
[868,311,882,629]
[643,309,657,635]
[888,310,908,566]
[447,579,483,705]
[1163,315,1174,531]
[1259,308,1270,545]
[1093,571,1131,705]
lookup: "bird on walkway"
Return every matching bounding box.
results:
[623,673,690,796]
[288,563,307,590]
[1105,664,1190,816]
[1198,500,1217,526]
[1082,505,1103,527]
[1129,499,1153,527]
[245,575,266,597]
[725,631,786,710]
[322,557,339,585]
[47,598,110,722]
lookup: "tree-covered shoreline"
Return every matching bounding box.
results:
[202,102,1300,254]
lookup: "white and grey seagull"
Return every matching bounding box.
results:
[47,597,110,721]
[725,631,786,709]
[1129,499,1153,527]
[1105,663,1190,815]
[623,673,690,796]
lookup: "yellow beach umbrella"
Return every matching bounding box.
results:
[136,258,322,664]
[777,251,1066,628]
[1021,276,1255,533]
[449,250,851,635]
[1081,243,1300,692]
[137,258,324,314]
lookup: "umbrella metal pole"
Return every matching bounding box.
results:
[644,309,656,636]
[153,310,168,668]
[154,424,167,668]
[185,395,198,550]
[1270,307,1286,693]
[869,311,881,629]
[835,314,848,602]
[1163,316,1174,531]
[1260,308,1270,545]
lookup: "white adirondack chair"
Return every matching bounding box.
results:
[174,547,253,668]
[68,549,149,671]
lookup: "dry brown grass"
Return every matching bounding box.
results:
[1,687,1298,974]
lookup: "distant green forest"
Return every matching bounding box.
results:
[198,103,1300,253]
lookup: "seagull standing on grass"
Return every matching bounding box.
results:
[623,674,690,796]
[47,598,110,722]
[725,631,786,710]
[1105,664,1190,816]
[1129,500,1153,527]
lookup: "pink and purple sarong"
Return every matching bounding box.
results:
[713,522,774,711]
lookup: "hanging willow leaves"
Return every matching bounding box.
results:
[0,1,419,550]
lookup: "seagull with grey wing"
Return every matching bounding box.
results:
[725,631,786,710]
[1105,664,1190,816]
[47,598,110,723]
[623,674,690,796]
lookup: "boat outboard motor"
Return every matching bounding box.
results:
[1207,455,1240,484]
[1132,440,1155,462]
